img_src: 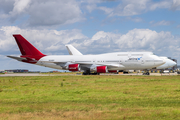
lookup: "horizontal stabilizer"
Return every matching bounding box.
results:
[7,56,27,61]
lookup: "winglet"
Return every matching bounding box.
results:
[65,44,83,55]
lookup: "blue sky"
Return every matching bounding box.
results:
[0,0,180,71]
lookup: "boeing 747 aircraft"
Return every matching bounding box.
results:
[7,34,166,75]
[66,45,177,74]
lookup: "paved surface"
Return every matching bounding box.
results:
[0,73,46,77]
[0,73,178,77]
[101,73,178,76]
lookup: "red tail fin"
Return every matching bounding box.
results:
[13,34,45,56]
[13,34,46,61]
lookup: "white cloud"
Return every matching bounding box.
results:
[171,0,180,10]
[1,26,180,62]
[89,0,176,17]
[28,0,84,26]
[110,0,172,16]
[126,17,143,22]
[79,29,179,60]
[177,24,180,28]
[149,0,170,10]
[92,31,115,41]
[115,29,174,51]
[150,20,173,26]
[98,7,113,14]
[0,0,179,27]
[110,0,149,16]
[11,0,31,14]
[85,4,97,13]
[0,26,87,54]
[0,0,84,27]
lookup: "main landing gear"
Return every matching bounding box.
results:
[83,72,100,75]
[143,71,150,75]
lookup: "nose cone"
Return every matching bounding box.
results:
[169,60,177,68]
[156,58,176,69]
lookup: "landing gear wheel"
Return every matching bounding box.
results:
[143,71,150,75]
[146,72,150,75]
[83,72,90,75]
[83,72,100,75]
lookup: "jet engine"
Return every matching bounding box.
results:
[62,63,80,71]
[68,64,80,71]
[90,65,108,73]
[97,66,108,73]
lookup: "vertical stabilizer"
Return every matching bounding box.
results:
[12,34,46,63]
[13,34,45,56]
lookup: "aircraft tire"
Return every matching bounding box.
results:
[83,72,100,75]
[83,72,89,75]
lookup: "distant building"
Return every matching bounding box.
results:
[29,71,41,73]
[5,69,29,73]
[177,65,180,70]
[0,70,5,73]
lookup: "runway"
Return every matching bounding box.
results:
[0,72,178,76]
[0,73,46,77]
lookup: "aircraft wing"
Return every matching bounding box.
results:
[42,60,124,68]
[76,62,124,68]
[96,63,124,68]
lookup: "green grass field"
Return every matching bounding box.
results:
[0,75,180,119]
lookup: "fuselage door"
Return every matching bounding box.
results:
[93,59,96,64]
[141,58,144,64]
[119,60,122,64]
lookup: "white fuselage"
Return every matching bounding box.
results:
[37,52,165,71]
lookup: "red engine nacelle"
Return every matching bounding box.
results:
[96,66,108,73]
[68,64,80,71]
